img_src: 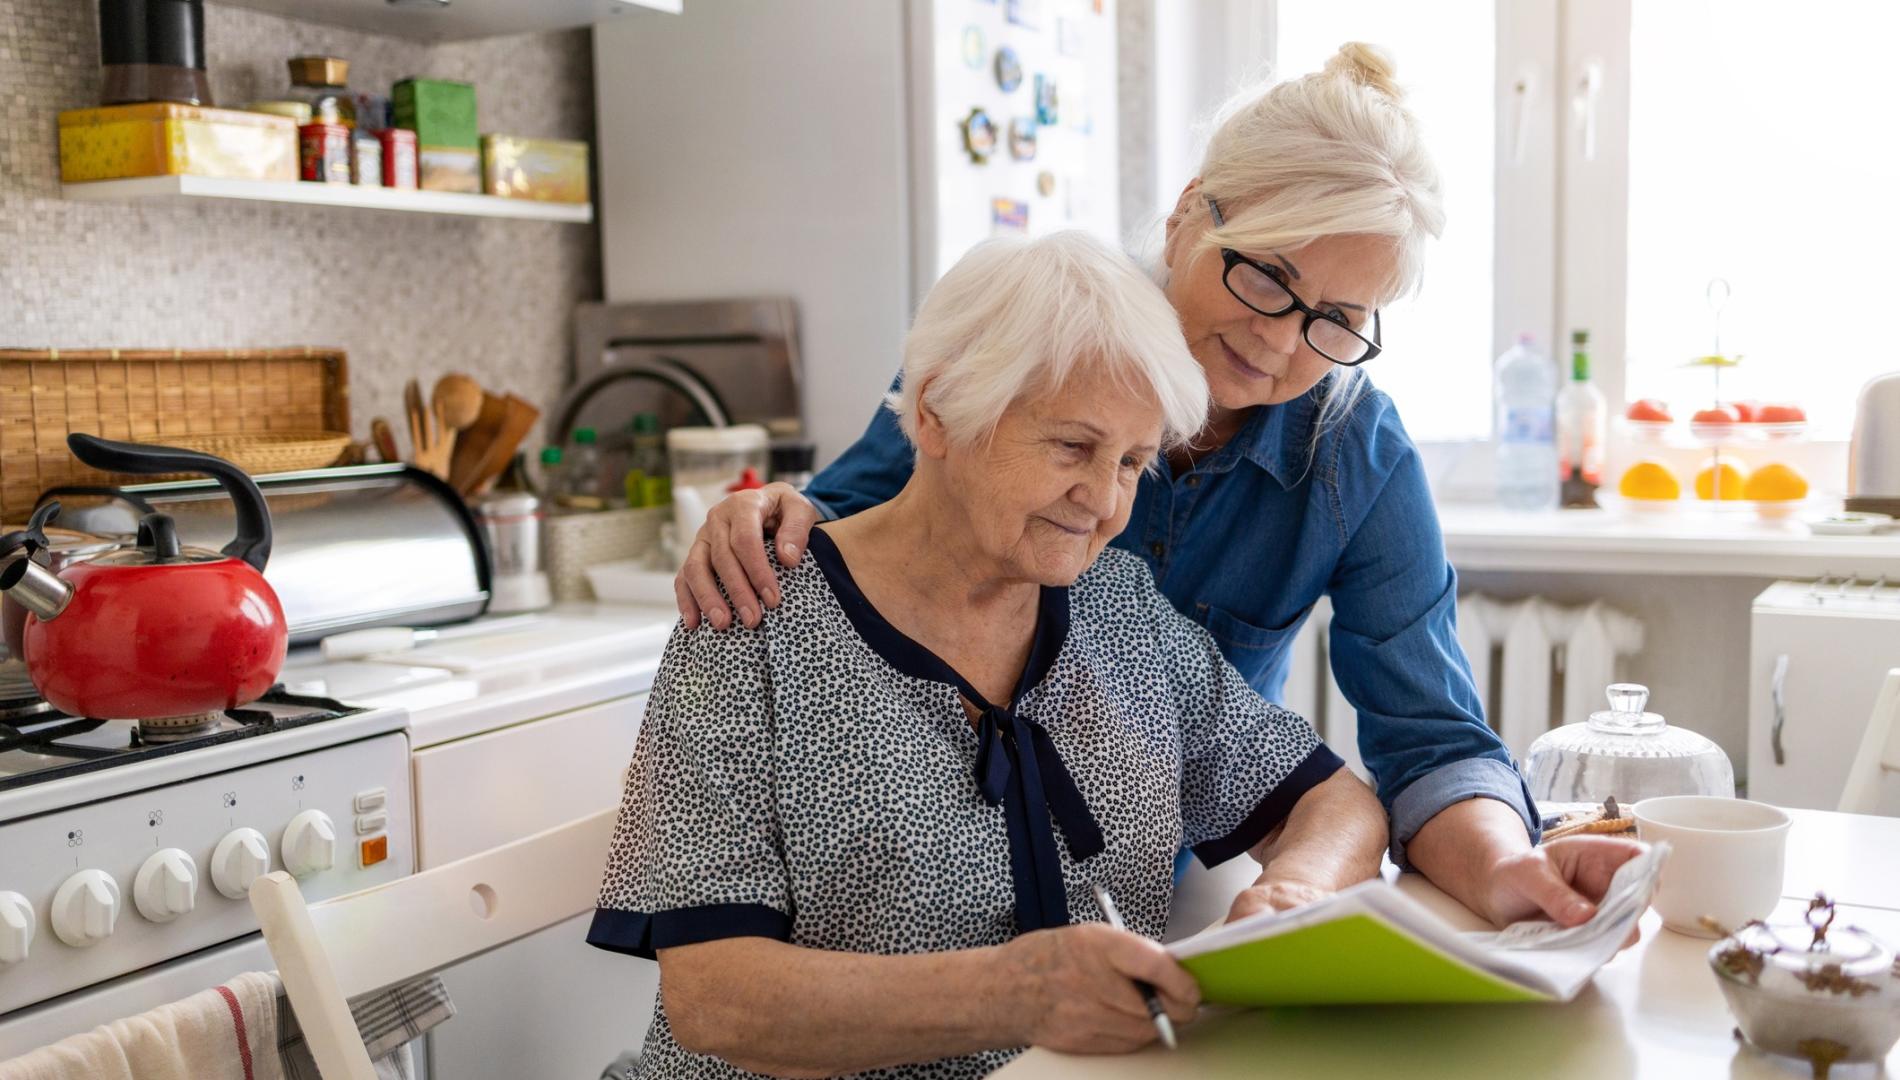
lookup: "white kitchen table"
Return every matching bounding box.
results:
[996,808,1900,1079]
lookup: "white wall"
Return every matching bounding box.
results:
[593,2,913,461]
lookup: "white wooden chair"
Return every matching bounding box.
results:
[249,809,616,1080]
[1839,667,1900,815]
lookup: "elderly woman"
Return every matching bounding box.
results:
[677,43,1644,931]
[587,231,1386,1078]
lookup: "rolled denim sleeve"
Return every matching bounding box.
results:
[803,375,914,521]
[1324,414,1540,867]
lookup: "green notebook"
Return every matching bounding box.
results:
[1167,843,1666,1006]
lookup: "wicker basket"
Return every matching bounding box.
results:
[0,347,350,519]
[140,430,353,477]
[544,505,667,602]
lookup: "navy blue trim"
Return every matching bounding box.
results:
[585,903,792,961]
[1191,743,1346,868]
[807,527,1069,695]
[806,526,1097,932]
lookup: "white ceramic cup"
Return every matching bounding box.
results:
[1633,795,1791,937]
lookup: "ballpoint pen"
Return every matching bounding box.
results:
[1089,883,1177,1051]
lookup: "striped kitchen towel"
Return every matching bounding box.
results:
[276,975,455,1080]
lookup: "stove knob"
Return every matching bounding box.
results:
[211,828,272,899]
[133,848,200,923]
[51,870,120,948]
[0,892,34,964]
[281,810,337,878]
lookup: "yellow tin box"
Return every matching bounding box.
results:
[481,135,589,203]
[59,103,298,183]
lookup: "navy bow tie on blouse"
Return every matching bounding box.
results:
[972,702,1105,932]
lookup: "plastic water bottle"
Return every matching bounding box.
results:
[1495,333,1558,510]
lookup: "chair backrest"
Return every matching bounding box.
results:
[1838,668,1900,815]
[251,809,616,1080]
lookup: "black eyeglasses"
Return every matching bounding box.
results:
[1206,197,1383,367]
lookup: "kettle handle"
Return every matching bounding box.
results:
[66,434,273,572]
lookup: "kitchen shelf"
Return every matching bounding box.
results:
[61,175,594,223]
[1437,502,1900,578]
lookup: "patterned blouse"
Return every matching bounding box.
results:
[588,528,1343,1079]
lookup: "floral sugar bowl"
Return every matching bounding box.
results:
[1707,896,1900,1078]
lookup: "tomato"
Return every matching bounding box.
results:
[1756,403,1806,424]
[1731,401,1762,422]
[1692,405,1741,425]
[1626,399,1673,422]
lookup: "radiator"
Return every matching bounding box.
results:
[1282,595,1645,771]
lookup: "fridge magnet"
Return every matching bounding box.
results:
[1008,117,1038,161]
[1056,16,1085,57]
[1064,69,1092,133]
[1034,74,1059,126]
[961,25,986,69]
[991,197,1029,234]
[1005,0,1043,30]
[993,46,1024,93]
[960,107,999,163]
[1036,170,1056,197]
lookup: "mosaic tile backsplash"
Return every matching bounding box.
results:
[0,1,600,448]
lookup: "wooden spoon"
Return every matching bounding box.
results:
[431,373,484,463]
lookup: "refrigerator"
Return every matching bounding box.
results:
[592,0,1122,461]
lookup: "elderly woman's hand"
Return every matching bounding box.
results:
[1225,878,1332,923]
[999,923,1200,1053]
[674,482,821,630]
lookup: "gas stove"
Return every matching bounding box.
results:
[0,690,366,793]
[0,664,413,1025]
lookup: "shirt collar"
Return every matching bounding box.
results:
[1208,375,1328,489]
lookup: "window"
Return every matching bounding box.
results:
[1277,1,1499,441]
[1624,0,1900,437]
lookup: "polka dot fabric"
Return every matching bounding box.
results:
[588,539,1342,1079]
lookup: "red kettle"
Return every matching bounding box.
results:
[0,434,287,721]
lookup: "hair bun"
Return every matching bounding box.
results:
[1323,41,1402,101]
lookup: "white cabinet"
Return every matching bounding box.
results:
[412,692,654,1078]
[1749,582,1900,816]
[213,0,677,44]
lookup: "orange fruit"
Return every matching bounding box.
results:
[1619,461,1681,500]
[1695,457,1750,500]
[1743,463,1809,502]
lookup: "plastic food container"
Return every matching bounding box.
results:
[667,425,771,555]
[59,103,298,182]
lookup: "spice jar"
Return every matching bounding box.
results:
[1708,895,1900,1077]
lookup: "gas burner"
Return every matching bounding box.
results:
[0,690,364,791]
[0,661,52,724]
[136,712,224,743]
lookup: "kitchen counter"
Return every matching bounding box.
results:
[1000,807,1900,1079]
[278,602,678,748]
[1438,503,1900,577]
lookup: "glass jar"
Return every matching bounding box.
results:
[1522,683,1734,805]
[287,56,356,129]
[1709,895,1900,1072]
[667,425,770,499]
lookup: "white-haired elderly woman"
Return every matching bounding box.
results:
[677,43,1645,933]
[587,231,1386,1078]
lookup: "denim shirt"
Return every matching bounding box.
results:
[803,376,1539,864]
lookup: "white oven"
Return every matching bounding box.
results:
[0,704,415,1059]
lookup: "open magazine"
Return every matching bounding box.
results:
[1168,842,1668,1005]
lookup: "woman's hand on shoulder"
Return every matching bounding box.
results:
[996,922,1199,1054]
[674,482,820,630]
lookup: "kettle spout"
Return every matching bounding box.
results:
[0,556,73,620]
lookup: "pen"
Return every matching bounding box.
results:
[1089,883,1177,1051]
